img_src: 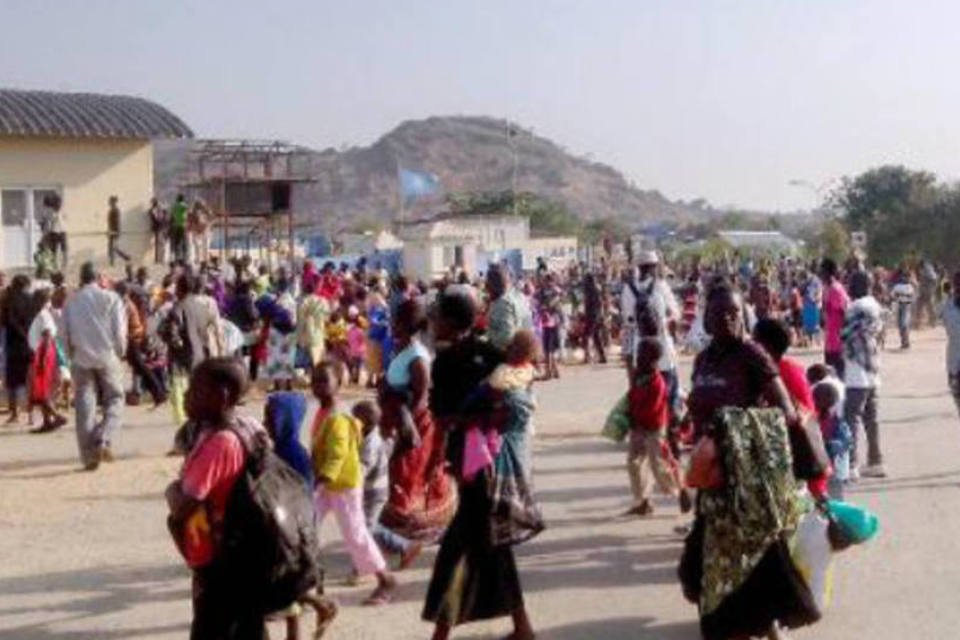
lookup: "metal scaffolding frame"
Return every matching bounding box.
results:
[179,139,316,265]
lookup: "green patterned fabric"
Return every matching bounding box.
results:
[699,407,807,616]
[601,394,631,443]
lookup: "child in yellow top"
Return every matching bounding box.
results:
[311,361,396,605]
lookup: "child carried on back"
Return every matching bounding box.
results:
[625,337,691,517]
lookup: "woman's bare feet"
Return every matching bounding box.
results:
[398,542,423,571]
[363,573,396,606]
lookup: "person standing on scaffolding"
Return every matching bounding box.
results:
[169,194,189,263]
[147,197,169,265]
[188,199,212,265]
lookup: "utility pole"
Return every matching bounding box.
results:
[506,120,519,215]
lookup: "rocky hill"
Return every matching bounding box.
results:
[155,115,727,234]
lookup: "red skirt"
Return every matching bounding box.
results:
[382,407,457,541]
[29,338,58,404]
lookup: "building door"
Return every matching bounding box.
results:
[0,187,59,269]
[1,189,30,268]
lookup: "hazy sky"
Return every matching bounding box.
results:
[3,0,959,211]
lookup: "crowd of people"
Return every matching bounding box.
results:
[2,242,953,639]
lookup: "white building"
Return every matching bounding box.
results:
[337,229,404,255]
[717,230,800,254]
[520,236,579,271]
[0,88,192,270]
[398,213,578,279]
[398,214,528,279]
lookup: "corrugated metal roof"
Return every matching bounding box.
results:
[0,88,193,140]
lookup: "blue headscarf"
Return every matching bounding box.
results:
[265,392,313,491]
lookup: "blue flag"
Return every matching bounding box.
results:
[399,168,440,202]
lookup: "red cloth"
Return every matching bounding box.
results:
[628,370,669,431]
[779,357,830,497]
[29,336,58,404]
[317,274,342,302]
[381,407,456,540]
[180,430,246,567]
[779,357,815,416]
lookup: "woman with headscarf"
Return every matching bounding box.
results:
[264,391,313,491]
[422,291,538,640]
[3,275,34,422]
[682,282,822,640]
[378,298,456,541]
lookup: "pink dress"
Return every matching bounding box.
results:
[822,281,850,355]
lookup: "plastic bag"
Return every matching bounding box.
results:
[825,500,879,545]
[601,394,631,443]
[790,509,834,613]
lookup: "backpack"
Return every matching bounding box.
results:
[218,426,321,615]
[627,279,662,338]
[158,306,194,370]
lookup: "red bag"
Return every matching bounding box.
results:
[686,436,724,489]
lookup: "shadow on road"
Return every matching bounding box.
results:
[0,563,189,639]
[538,616,699,639]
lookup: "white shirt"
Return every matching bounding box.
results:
[941,301,960,375]
[63,284,127,369]
[623,277,679,371]
[843,296,883,389]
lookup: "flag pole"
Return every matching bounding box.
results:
[396,155,405,225]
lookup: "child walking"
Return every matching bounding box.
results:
[310,362,397,605]
[353,400,423,571]
[812,382,853,500]
[264,392,338,640]
[346,309,367,386]
[625,338,691,517]
[27,289,67,433]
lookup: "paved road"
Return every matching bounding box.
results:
[1,329,958,639]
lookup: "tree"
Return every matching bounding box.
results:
[809,218,851,265]
[831,165,939,264]
[581,217,630,245]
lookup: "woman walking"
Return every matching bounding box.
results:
[3,275,33,423]
[378,298,456,540]
[422,291,540,640]
[262,278,298,391]
[683,282,822,640]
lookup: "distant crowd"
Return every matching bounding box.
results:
[3,243,955,639]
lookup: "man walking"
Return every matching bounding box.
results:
[107,196,130,266]
[63,262,127,471]
[485,264,533,353]
[892,268,916,349]
[940,270,960,419]
[843,270,885,478]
